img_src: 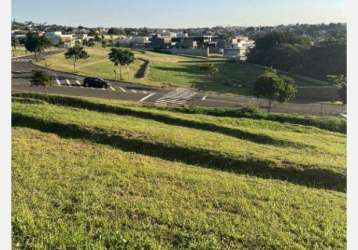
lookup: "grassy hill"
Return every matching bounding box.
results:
[35,47,329,96]
[12,93,346,249]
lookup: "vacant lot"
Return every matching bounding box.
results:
[12,93,346,249]
[35,47,330,96]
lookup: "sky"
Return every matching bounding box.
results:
[12,0,346,28]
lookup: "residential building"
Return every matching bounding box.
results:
[150,35,172,49]
[176,38,197,49]
[44,31,74,47]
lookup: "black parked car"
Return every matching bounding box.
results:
[83,77,111,88]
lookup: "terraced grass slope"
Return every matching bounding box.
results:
[12,93,346,249]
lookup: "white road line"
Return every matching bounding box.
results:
[140,92,156,102]
[201,95,207,101]
[157,100,186,105]
[118,87,126,92]
[110,87,116,91]
[65,79,71,86]
[55,78,61,86]
[101,88,106,90]
[76,80,82,86]
[143,91,147,94]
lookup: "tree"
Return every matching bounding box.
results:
[202,63,218,79]
[24,33,51,61]
[254,32,311,51]
[108,48,122,80]
[138,27,149,36]
[11,36,17,57]
[253,68,297,112]
[107,27,124,35]
[30,70,53,94]
[94,34,101,42]
[64,45,90,72]
[327,74,347,105]
[222,31,236,47]
[120,50,135,80]
[247,32,346,81]
[81,38,95,47]
[108,48,135,80]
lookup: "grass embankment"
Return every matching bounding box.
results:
[12,93,346,249]
[35,47,328,95]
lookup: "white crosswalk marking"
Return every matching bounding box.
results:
[12,58,31,63]
[201,95,207,101]
[55,78,61,86]
[155,89,196,105]
[140,92,156,102]
[110,87,116,91]
[131,89,137,93]
[65,79,71,86]
[118,87,126,92]
[75,80,82,86]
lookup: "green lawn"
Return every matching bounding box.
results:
[12,46,29,57]
[12,93,346,249]
[35,47,328,95]
[12,46,64,58]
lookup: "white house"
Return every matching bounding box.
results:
[44,31,74,47]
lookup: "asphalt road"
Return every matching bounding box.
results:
[12,53,345,116]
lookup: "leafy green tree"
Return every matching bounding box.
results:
[101,40,107,48]
[24,33,51,61]
[121,50,135,80]
[254,32,311,51]
[64,45,90,72]
[327,74,347,105]
[138,27,149,36]
[247,32,346,81]
[108,48,122,80]
[108,48,134,80]
[124,28,136,36]
[222,31,236,47]
[94,34,101,42]
[253,68,297,112]
[203,63,218,79]
[86,39,95,47]
[30,70,53,94]
[11,36,17,57]
[107,27,125,35]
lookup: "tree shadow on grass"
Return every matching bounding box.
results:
[12,113,346,192]
[14,94,314,150]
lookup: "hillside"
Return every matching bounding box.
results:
[12,93,346,249]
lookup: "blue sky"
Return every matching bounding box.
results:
[12,0,346,28]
